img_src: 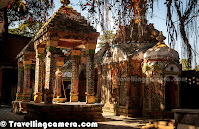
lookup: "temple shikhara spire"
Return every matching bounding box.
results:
[61,0,70,6]
[156,31,166,43]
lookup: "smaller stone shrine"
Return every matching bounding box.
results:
[98,18,181,118]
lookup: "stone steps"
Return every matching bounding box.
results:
[102,103,115,114]
[141,119,175,129]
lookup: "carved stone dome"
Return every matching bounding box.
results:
[144,32,179,61]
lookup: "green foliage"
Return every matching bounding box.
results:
[8,20,44,37]
[193,65,199,71]
[181,59,191,71]
[98,30,115,48]
[151,63,163,72]
[142,62,162,74]
[142,63,150,73]
[7,0,54,36]
[8,0,53,25]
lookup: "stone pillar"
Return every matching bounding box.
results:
[85,44,96,104]
[96,64,102,103]
[44,48,56,104]
[22,60,32,102]
[70,50,80,102]
[34,48,45,103]
[16,62,24,101]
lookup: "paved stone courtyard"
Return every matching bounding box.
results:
[0,106,147,129]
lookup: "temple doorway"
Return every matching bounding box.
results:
[165,76,177,111]
[63,81,71,102]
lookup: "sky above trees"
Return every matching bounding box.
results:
[50,0,199,68]
[8,0,199,68]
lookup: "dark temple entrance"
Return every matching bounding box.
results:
[181,70,199,108]
[165,76,177,111]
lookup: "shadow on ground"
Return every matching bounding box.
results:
[0,107,147,129]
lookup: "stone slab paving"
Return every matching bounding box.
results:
[0,107,147,129]
[0,106,25,121]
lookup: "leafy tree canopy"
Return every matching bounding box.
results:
[181,59,192,71]
[7,0,54,36]
[98,30,115,48]
[80,0,199,67]
[193,65,199,71]
[9,20,44,37]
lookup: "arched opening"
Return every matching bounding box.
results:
[165,76,177,111]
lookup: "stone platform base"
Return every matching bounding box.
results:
[126,109,142,117]
[141,119,175,129]
[143,111,174,119]
[12,101,29,114]
[53,98,67,103]
[103,103,116,115]
[24,102,104,122]
[173,109,199,129]
[103,103,142,117]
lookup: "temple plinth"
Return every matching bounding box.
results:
[70,50,80,102]
[16,62,24,101]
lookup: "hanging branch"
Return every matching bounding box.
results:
[164,0,198,67]
[174,0,196,66]
[81,0,198,67]
[175,1,191,60]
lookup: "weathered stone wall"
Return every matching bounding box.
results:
[0,34,30,105]
[142,61,181,118]
[127,60,143,116]
[101,47,144,116]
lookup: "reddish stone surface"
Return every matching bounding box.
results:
[58,40,81,48]
[0,34,30,104]
[1,34,31,64]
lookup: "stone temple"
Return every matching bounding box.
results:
[96,20,181,118]
[12,1,104,122]
[11,0,182,121]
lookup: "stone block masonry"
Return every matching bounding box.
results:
[24,102,104,122]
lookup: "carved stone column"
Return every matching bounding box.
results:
[70,50,80,102]
[22,60,32,102]
[34,48,45,103]
[44,48,57,104]
[85,44,96,104]
[16,62,24,101]
[96,64,102,103]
